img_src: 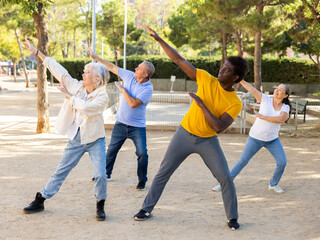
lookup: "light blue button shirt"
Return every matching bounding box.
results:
[116,68,153,127]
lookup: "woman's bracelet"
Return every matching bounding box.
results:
[36,49,39,56]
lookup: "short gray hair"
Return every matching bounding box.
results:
[84,62,110,89]
[142,61,155,78]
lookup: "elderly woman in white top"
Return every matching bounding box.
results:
[22,40,110,221]
[213,80,291,193]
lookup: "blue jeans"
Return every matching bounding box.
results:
[231,136,287,186]
[106,121,148,182]
[41,130,107,201]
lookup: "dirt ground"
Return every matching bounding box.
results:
[0,78,319,240]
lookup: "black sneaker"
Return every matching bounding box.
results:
[136,181,146,191]
[133,209,151,221]
[96,200,106,221]
[227,219,240,230]
[23,192,45,214]
[91,175,112,182]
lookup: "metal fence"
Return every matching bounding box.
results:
[239,92,320,135]
[105,83,320,135]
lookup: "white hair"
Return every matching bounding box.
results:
[142,61,155,78]
[84,62,110,88]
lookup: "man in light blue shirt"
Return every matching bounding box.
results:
[88,48,154,191]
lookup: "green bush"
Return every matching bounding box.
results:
[47,56,319,84]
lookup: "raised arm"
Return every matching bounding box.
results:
[22,39,46,61]
[22,39,80,91]
[146,26,197,81]
[86,46,119,76]
[240,80,262,103]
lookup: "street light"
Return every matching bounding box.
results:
[92,0,96,62]
[123,0,127,70]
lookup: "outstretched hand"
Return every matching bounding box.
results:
[86,45,98,60]
[115,81,125,93]
[145,26,161,41]
[253,109,263,119]
[57,83,72,99]
[22,39,37,54]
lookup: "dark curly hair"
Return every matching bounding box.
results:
[227,56,249,83]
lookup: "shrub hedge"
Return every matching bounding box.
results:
[48,56,319,84]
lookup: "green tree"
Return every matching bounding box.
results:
[2,0,51,133]
[300,0,320,24]
[242,0,292,91]
[167,0,249,63]
[285,0,320,75]
[0,4,34,87]
[133,0,185,55]
[0,28,21,82]
[47,0,88,58]
[97,0,140,68]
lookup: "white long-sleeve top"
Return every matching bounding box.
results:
[43,57,108,144]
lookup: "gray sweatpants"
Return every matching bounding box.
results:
[142,126,238,220]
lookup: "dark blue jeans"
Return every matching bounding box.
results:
[106,121,148,182]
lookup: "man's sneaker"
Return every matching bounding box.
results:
[136,181,146,191]
[133,209,151,221]
[212,184,221,192]
[227,219,240,230]
[268,184,284,193]
[91,175,112,182]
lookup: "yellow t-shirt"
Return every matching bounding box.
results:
[180,69,242,138]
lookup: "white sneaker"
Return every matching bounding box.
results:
[212,185,221,192]
[268,185,284,193]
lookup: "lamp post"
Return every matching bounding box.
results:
[123,0,127,69]
[92,0,96,62]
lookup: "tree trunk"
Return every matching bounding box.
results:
[13,61,17,82]
[32,2,50,133]
[254,5,264,91]
[62,49,67,58]
[235,29,243,57]
[67,42,71,58]
[235,29,243,91]
[74,28,77,58]
[254,30,262,91]
[14,29,30,88]
[221,31,227,68]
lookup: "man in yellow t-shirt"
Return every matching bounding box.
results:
[133,27,248,230]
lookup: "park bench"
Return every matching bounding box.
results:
[291,99,308,123]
